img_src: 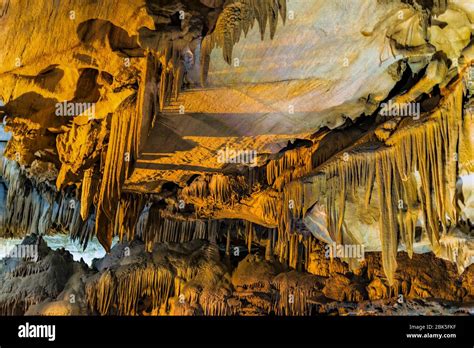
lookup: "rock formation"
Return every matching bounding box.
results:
[0,0,473,315]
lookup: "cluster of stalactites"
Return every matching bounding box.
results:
[8,261,49,278]
[0,158,95,242]
[272,272,321,316]
[97,197,317,290]
[112,193,225,252]
[86,266,174,315]
[85,242,229,316]
[275,232,313,271]
[95,96,139,251]
[266,145,314,191]
[0,294,42,316]
[200,0,287,85]
[103,82,464,281]
[238,218,313,273]
[76,4,287,248]
[180,174,249,208]
[283,81,463,284]
[0,159,53,237]
[137,206,219,252]
[158,45,186,111]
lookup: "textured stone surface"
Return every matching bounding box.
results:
[2,236,471,316]
[0,0,473,315]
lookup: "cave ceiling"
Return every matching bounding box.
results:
[0,0,473,316]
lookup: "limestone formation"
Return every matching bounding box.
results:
[0,0,472,316]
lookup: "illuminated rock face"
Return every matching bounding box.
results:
[0,0,473,315]
[1,234,472,316]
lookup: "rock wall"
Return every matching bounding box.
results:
[0,0,472,315]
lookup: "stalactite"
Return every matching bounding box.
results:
[279,81,464,283]
[50,191,83,237]
[86,271,116,315]
[0,293,42,316]
[86,241,229,316]
[200,0,287,84]
[159,49,172,112]
[72,213,95,248]
[209,174,232,204]
[112,265,174,315]
[246,221,253,253]
[0,156,99,246]
[158,45,188,110]
[261,194,279,227]
[114,193,146,243]
[375,150,399,286]
[200,291,231,316]
[0,159,55,237]
[272,272,318,316]
[181,176,209,199]
[266,145,313,190]
[96,96,139,250]
[80,168,97,221]
[396,173,418,258]
[136,205,219,251]
[180,174,246,208]
[225,229,231,257]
